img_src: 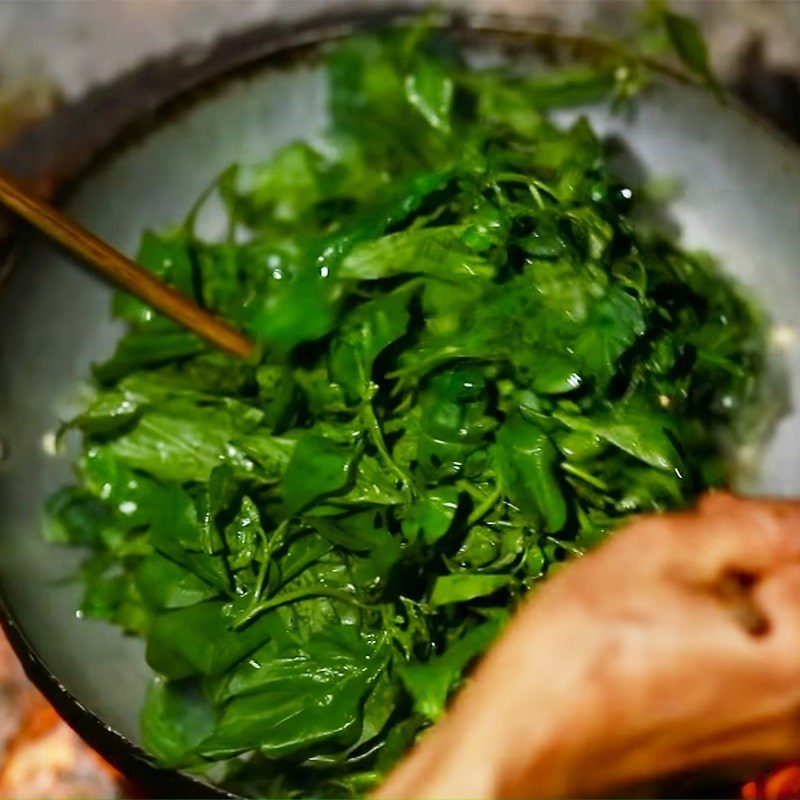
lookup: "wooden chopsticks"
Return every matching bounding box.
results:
[0,168,255,359]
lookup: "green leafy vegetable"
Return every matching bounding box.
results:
[401,612,507,721]
[429,573,512,607]
[495,416,567,533]
[45,19,767,798]
[663,10,723,96]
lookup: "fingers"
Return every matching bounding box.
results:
[698,491,800,526]
[754,563,800,646]
[693,494,800,579]
[622,493,800,582]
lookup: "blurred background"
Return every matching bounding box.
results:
[1,1,800,144]
[0,1,798,798]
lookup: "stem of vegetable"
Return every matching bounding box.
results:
[467,482,503,525]
[357,355,417,500]
[362,400,416,500]
[561,462,610,492]
[245,519,289,614]
[232,585,369,629]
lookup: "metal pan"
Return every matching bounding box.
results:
[1,6,799,797]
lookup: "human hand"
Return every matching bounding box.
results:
[375,493,800,798]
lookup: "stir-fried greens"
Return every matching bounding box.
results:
[45,21,767,798]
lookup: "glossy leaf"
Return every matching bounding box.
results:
[663,10,722,95]
[281,434,355,515]
[199,629,387,758]
[400,613,506,720]
[495,416,567,533]
[405,56,454,133]
[429,573,511,606]
[141,679,215,766]
[555,406,684,472]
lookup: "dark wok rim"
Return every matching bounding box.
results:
[0,5,795,797]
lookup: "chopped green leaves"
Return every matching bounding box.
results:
[45,18,765,800]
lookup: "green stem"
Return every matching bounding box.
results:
[528,183,545,210]
[467,483,502,525]
[233,586,368,630]
[244,519,288,616]
[250,557,270,606]
[356,352,415,500]
[362,400,416,500]
[561,462,610,492]
[545,535,585,558]
[456,480,486,502]
[392,391,415,416]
